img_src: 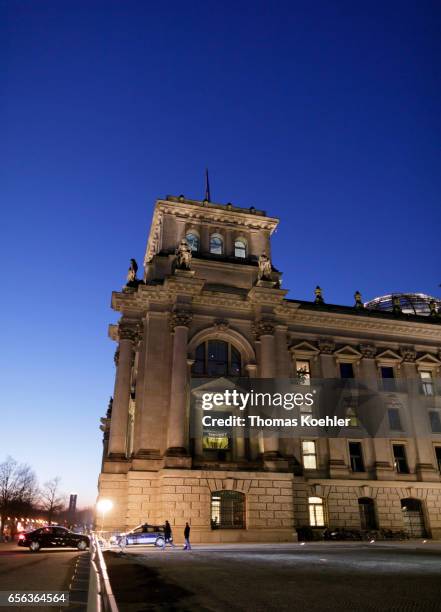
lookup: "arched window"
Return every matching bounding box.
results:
[192,340,241,376]
[210,233,224,255]
[308,496,325,527]
[185,232,199,252]
[401,498,426,537]
[358,498,377,530]
[234,239,247,258]
[211,491,245,529]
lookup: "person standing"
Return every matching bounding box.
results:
[183,522,191,550]
[162,520,176,549]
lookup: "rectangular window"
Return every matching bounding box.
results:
[348,441,365,472]
[340,362,354,379]
[435,447,441,472]
[420,371,435,396]
[388,408,402,431]
[393,444,409,474]
[308,497,325,527]
[429,411,441,433]
[381,366,396,391]
[302,440,317,470]
[296,360,311,385]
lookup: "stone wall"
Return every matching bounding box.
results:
[99,469,295,542]
[293,479,441,538]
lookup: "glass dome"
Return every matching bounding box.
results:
[364,293,441,316]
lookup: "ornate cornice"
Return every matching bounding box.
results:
[170,310,193,331]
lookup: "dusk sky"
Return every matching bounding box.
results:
[1,1,440,506]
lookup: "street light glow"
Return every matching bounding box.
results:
[96,499,113,513]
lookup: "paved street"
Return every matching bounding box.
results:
[0,542,86,611]
[104,542,441,612]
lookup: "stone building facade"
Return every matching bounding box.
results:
[98,195,441,542]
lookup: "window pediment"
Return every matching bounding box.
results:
[416,353,441,371]
[290,341,319,360]
[334,345,362,363]
[375,349,402,365]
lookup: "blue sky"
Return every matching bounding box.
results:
[1,1,440,506]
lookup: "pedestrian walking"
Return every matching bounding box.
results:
[162,520,176,549]
[183,522,191,550]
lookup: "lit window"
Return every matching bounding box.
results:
[234,239,246,258]
[302,440,317,470]
[346,406,359,427]
[420,371,434,396]
[349,441,365,472]
[211,491,245,529]
[296,360,311,386]
[185,233,199,252]
[308,497,325,527]
[393,444,409,474]
[210,234,223,255]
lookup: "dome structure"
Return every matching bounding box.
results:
[364,293,441,316]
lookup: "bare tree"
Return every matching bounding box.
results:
[39,477,65,525]
[0,456,37,536]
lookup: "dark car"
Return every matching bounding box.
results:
[117,523,166,547]
[17,526,90,552]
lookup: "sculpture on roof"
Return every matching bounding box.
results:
[126,258,138,284]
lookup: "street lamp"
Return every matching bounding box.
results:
[96,499,113,534]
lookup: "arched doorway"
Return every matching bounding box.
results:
[401,498,426,537]
[358,498,378,530]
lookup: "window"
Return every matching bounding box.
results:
[302,440,317,470]
[429,411,441,433]
[308,497,325,527]
[381,366,396,391]
[296,360,311,385]
[393,444,409,474]
[435,447,441,472]
[358,498,378,530]
[234,239,247,258]
[210,233,223,255]
[388,408,402,431]
[185,232,199,252]
[346,406,359,427]
[203,411,231,450]
[340,363,354,379]
[420,371,434,396]
[211,491,245,529]
[191,341,242,376]
[348,441,365,472]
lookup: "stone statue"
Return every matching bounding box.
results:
[392,295,402,314]
[126,258,138,284]
[175,238,192,270]
[354,290,364,309]
[429,300,438,317]
[258,252,272,281]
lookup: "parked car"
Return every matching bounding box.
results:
[17,526,90,552]
[117,523,167,547]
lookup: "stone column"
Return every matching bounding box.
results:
[256,320,279,458]
[166,311,192,456]
[108,324,138,459]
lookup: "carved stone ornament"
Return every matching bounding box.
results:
[400,345,416,362]
[359,344,376,359]
[119,322,143,346]
[213,318,230,332]
[170,310,193,331]
[253,319,275,339]
[113,348,120,366]
[318,338,335,354]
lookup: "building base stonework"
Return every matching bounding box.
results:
[98,469,295,543]
[293,479,441,539]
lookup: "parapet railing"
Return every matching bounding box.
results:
[88,533,119,612]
